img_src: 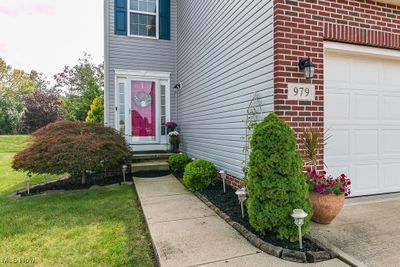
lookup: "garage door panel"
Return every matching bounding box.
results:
[354,164,380,191]
[325,92,350,121]
[383,163,400,187]
[325,55,351,89]
[325,47,400,196]
[325,129,349,159]
[383,130,400,155]
[354,129,378,156]
[353,94,379,120]
[351,59,380,89]
[383,96,400,121]
[382,61,400,87]
[326,165,350,181]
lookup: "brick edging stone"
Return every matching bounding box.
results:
[194,192,334,263]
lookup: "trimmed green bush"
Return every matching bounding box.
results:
[168,153,192,177]
[247,113,312,241]
[183,160,217,192]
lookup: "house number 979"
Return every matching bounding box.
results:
[287,83,316,101]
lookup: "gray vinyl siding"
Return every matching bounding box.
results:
[104,0,177,126]
[176,0,274,179]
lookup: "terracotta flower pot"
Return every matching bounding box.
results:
[309,191,345,224]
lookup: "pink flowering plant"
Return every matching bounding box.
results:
[305,169,351,196]
[166,121,177,133]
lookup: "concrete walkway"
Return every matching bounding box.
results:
[134,174,347,267]
[310,192,400,267]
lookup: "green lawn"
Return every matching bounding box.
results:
[0,135,155,267]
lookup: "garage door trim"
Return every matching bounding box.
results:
[325,41,400,60]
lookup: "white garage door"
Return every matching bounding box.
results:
[325,42,400,197]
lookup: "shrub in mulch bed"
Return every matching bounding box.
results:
[17,172,132,197]
[197,181,334,263]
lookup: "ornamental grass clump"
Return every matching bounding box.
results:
[247,113,312,242]
[12,121,133,184]
[183,159,217,192]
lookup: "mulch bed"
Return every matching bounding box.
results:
[200,181,320,252]
[17,172,132,197]
[176,178,336,263]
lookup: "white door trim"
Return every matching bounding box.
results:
[325,41,400,60]
[114,69,170,79]
[114,69,171,150]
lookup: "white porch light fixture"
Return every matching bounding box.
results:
[291,209,308,249]
[235,188,247,218]
[298,57,316,79]
[25,174,31,195]
[219,170,226,193]
[122,165,128,183]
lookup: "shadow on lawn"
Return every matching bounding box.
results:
[0,184,155,266]
[1,185,135,238]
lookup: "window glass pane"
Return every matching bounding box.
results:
[130,13,139,35]
[139,25,148,36]
[148,26,156,37]
[139,14,147,24]
[132,0,156,13]
[130,0,138,10]
[130,25,138,35]
[132,14,156,37]
[161,85,166,136]
[148,15,155,26]
[118,82,126,133]
[138,0,147,12]
[148,0,156,13]
[131,13,139,24]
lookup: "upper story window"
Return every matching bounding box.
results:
[129,0,157,38]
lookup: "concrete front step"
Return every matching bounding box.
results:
[131,161,170,172]
[133,153,173,162]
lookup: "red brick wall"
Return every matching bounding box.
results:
[274,0,400,170]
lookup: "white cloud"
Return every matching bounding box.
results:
[0,0,103,83]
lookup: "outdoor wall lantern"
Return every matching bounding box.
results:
[25,174,31,195]
[235,188,247,218]
[298,57,316,79]
[291,209,308,249]
[122,165,128,183]
[173,83,182,94]
[219,170,226,193]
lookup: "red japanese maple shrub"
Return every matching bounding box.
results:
[12,121,133,184]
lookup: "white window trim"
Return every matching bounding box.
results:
[127,0,159,39]
[114,70,171,145]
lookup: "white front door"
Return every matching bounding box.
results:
[115,71,170,150]
[324,42,400,196]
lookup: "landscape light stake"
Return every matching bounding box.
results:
[25,174,31,195]
[219,170,226,193]
[291,209,308,249]
[122,165,128,183]
[235,188,247,218]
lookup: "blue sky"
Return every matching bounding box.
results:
[0,0,103,83]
